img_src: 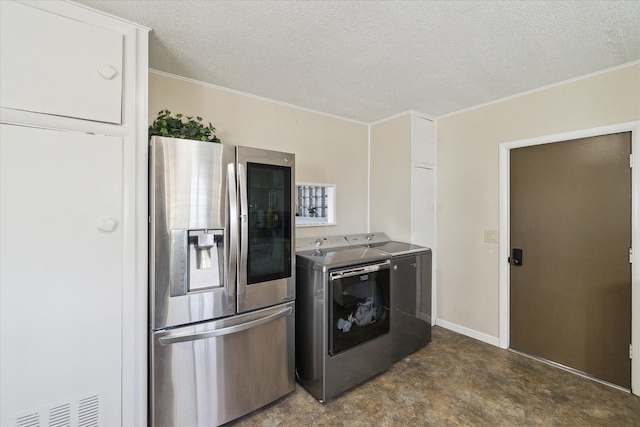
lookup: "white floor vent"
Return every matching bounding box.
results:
[12,393,104,427]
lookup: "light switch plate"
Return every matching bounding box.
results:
[484,229,498,244]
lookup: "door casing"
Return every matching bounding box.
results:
[498,121,640,395]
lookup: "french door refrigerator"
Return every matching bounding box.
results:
[149,136,295,427]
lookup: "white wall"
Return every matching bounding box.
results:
[149,71,369,238]
[369,113,412,241]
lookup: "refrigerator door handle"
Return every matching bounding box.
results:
[227,163,238,297]
[237,162,248,296]
[158,306,292,345]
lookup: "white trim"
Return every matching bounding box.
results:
[367,124,371,232]
[498,143,510,349]
[499,120,640,396]
[130,24,149,427]
[438,61,640,120]
[149,69,368,126]
[633,122,640,396]
[435,319,500,347]
[63,0,151,31]
[432,119,438,325]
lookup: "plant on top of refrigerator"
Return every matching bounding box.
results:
[149,109,221,142]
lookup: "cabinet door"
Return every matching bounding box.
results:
[0,124,123,426]
[0,1,123,123]
[411,166,435,249]
[412,116,435,168]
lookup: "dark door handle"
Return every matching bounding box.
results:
[511,248,523,266]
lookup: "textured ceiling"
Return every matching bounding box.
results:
[76,0,640,123]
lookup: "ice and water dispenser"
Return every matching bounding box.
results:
[170,229,225,296]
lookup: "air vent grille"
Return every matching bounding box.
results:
[78,395,99,427]
[49,403,71,427]
[11,393,104,427]
[16,413,39,427]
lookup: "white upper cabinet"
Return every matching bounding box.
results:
[412,115,435,168]
[0,1,123,123]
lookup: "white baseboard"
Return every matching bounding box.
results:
[435,318,501,347]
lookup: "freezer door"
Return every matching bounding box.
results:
[236,146,295,313]
[150,302,295,427]
[150,137,237,329]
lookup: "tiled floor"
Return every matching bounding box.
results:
[228,326,640,426]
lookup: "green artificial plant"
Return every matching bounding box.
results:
[149,109,221,142]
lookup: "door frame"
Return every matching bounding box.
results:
[498,120,640,395]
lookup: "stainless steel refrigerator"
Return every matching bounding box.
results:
[149,136,295,427]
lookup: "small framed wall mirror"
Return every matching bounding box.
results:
[295,183,336,227]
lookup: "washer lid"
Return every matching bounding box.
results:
[363,241,430,256]
[296,246,389,270]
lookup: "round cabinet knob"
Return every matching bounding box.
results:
[393,265,398,270]
[97,64,118,80]
[98,218,117,233]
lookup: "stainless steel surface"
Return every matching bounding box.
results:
[236,146,296,313]
[150,136,297,426]
[227,163,238,297]
[152,302,295,427]
[238,162,248,297]
[150,136,236,330]
[158,305,292,345]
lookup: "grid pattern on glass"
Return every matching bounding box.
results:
[297,185,329,217]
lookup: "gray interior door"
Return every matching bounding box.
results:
[510,132,632,389]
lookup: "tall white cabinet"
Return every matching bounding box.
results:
[411,114,436,250]
[0,1,149,426]
[410,114,436,323]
